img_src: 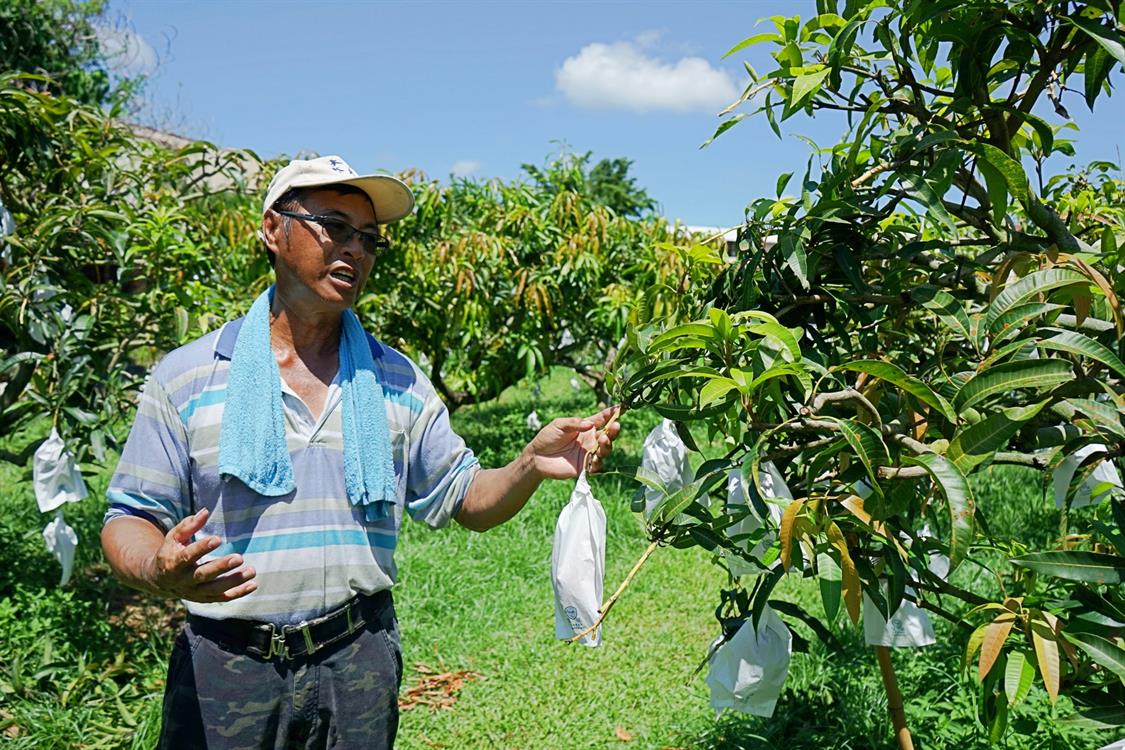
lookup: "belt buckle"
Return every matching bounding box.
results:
[267,626,292,661]
[279,621,317,659]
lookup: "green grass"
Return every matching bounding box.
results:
[0,369,1113,748]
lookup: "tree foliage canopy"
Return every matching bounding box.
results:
[615,0,1125,738]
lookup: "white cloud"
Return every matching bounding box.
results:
[450,160,481,178]
[555,38,738,114]
[95,23,158,77]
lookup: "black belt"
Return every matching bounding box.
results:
[186,590,391,662]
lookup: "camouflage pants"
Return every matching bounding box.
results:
[159,599,402,750]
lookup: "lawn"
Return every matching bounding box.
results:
[0,369,1112,749]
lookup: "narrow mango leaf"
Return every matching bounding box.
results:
[946,400,1050,474]
[746,322,802,362]
[978,158,1009,227]
[911,286,974,342]
[967,141,1030,204]
[827,521,861,624]
[901,174,957,233]
[1037,328,1125,379]
[700,377,740,406]
[1061,14,1125,65]
[953,359,1072,413]
[649,322,717,349]
[818,552,842,621]
[1063,398,1125,439]
[1005,650,1035,705]
[1030,619,1061,704]
[986,268,1090,327]
[1063,630,1125,681]
[790,68,830,108]
[904,453,975,572]
[749,363,812,398]
[988,302,1066,342]
[779,497,807,571]
[723,32,782,58]
[824,417,889,489]
[837,360,957,422]
[780,234,810,290]
[979,614,1017,681]
[1011,551,1125,584]
[965,623,990,670]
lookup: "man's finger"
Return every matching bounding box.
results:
[178,534,221,565]
[192,553,246,584]
[553,417,593,433]
[195,567,257,600]
[170,508,209,544]
[584,404,622,430]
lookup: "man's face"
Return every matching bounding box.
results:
[264,188,378,315]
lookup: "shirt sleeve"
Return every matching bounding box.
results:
[403,371,480,529]
[103,372,193,532]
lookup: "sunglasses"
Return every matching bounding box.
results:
[275,210,391,254]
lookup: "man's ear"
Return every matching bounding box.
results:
[261,210,284,253]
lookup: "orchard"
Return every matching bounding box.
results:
[1,1,1123,748]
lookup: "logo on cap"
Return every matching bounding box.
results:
[328,158,355,176]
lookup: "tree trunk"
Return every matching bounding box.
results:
[875,646,915,750]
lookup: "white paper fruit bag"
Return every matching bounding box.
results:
[43,510,78,586]
[552,471,606,647]
[706,605,792,717]
[862,586,936,648]
[33,427,88,513]
[639,419,694,516]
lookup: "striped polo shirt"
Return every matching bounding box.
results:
[104,318,480,625]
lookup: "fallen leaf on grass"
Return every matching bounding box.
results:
[398,663,482,712]
[615,725,633,742]
[1,709,23,738]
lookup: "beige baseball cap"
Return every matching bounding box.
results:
[261,155,414,223]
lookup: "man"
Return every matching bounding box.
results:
[100,155,619,749]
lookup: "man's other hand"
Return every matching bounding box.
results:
[525,405,621,480]
[148,509,257,602]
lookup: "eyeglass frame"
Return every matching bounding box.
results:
[273,210,391,254]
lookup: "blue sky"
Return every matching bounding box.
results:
[104,1,1124,227]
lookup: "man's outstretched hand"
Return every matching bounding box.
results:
[524,405,622,480]
[146,509,258,602]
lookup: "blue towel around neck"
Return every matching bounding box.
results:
[218,286,396,521]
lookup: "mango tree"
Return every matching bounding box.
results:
[0,75,263,464]
[612,1,1125,745]
[363,152,679,411]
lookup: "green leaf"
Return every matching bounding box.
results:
[986,268,1090,327]
[723,32,782,59]
[1063,630,1125,682]
[988,302,1066,342]
[780,234,809,290]
[904,453,975,572]
[746,322,802,362]
[790,68,830,108]
[837,360,957,423]
[953,359,1072,413]
[1061,14,1125,65]
[700,114,749,149]
[817,552,842,622]
[1004,651,1035,705]
[1085,45,1115,108]
[1011,551,1125,584]
[900,173,956,233]
[1036,328,1125,379]
[946,401,1050,474]
[965,142,1029,205]
[824,417,889,488]
[978,159,1009,227]
[1063,398,1125,439]
[911,286,974,341]
[700,377,740,406]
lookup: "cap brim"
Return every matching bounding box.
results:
[285,173,415,224]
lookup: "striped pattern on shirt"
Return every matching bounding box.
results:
[104,319,479,625]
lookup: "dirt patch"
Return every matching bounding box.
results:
[398,663,482,712]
